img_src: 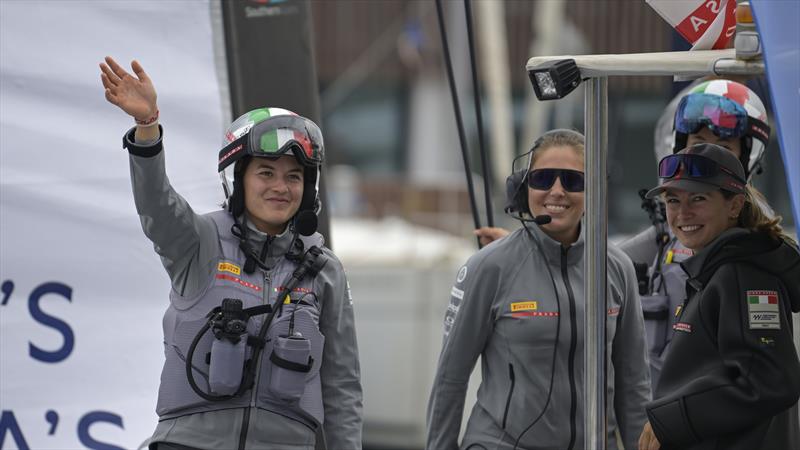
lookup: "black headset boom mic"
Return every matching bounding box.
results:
[294,210,318,236]
[533,215,552,225]
[513,214,552,225]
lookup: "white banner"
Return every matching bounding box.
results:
[646,0,737,50]
[0,2,225,449]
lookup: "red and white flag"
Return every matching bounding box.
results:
[646,0,737,50]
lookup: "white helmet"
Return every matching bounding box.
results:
[217,107,325,234]
[672,79,770,180]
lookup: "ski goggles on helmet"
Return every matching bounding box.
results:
[675,93,770,143]
[218,115,324,172]
[527,168,585,192]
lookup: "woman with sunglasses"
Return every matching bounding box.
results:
[427,129,650,450]
[637,143,800,450]
[99,57,362,450]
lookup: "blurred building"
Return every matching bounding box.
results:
[308,2,796,447]
[311,0,794,238]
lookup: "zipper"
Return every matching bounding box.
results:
[237,246,273,450]
[561,246,578,450]
[502,363,516,429]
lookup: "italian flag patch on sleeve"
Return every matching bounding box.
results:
[747,290,780,330]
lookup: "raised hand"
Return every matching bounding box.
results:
[474,226,510,247]
[100,56,158,123]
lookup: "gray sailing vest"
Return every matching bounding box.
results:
[155,210,327,428]
[640,237,692,386]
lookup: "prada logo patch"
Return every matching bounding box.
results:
[215,274,261,292]
[512,311,559,318]
[747,290,780,330]
[673,322,692,333]
[273,286,313,294]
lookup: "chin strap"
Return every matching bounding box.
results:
[231,213,309,274]
[231,215,269,274]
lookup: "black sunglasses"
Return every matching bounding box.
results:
[658,154,744,183]
[527,168,585,192]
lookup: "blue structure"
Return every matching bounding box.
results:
[752,0,800,228]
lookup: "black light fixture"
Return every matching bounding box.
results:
[528,58,581,101]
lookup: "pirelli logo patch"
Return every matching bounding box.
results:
[218,262,241,276]
[747,290,780,330]
[510,301,537,312]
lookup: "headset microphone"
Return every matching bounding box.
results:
[294,210,318,237]
[533,215,552,225]
[513,214,553,225]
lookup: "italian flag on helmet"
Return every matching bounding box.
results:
[689,79,768,123]
[223,107,298,145]
[676,79,770,179]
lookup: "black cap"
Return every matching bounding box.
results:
[645,143,747,199]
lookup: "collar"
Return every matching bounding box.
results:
[242,215,296,268]
[680,227,749,279]
[525,220,585,266]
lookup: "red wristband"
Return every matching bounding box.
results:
[135,109,159,126]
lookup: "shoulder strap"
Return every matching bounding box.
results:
[284,246,328,293]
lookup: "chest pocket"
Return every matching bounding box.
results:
[259,286,325,406]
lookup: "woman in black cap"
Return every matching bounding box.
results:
[637,143,800,450]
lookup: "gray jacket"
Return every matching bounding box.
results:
[427,223,651,450]
[619,226,693,387]
[124,128,362,450]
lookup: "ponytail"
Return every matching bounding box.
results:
[724,185,795,245]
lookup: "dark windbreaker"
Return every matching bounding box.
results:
[648,227,800,450]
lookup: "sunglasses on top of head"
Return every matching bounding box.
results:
[658,153,744,183]
[527,168,585,192]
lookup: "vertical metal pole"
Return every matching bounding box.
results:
[583,77,608,450]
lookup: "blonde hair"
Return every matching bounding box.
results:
[724,185,795,244]
[530,129,585,168]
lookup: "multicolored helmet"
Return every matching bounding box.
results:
[672,79,770,180]
[218,107,325,230]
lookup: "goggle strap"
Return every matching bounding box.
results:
[747,116,770,143]
[218,134,250,172]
